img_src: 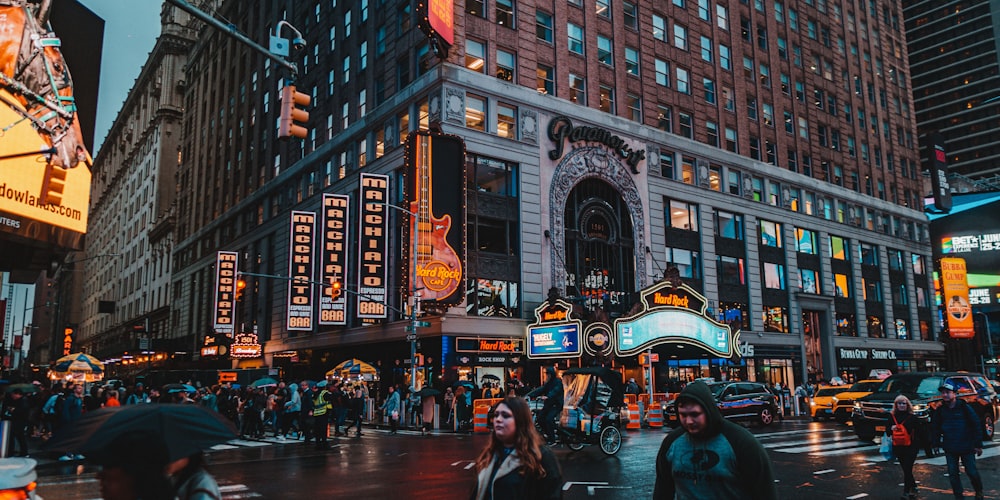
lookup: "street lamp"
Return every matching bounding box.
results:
[368,201,425,390]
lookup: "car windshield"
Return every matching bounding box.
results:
[815,388,843,397]
[879,376,943,396]
[708,383,730,397]
[850,381,882,392]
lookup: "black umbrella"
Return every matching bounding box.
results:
[416,387,441,398]
[453,380,475,389]
[45,403,238,462]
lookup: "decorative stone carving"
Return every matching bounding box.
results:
[548,146,647,292]
[444,87,465,124]
[520,109,538,143]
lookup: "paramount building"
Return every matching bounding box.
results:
[84,0,939,389]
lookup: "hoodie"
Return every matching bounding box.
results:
[653,382,777,500]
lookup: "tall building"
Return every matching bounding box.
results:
[78,7,196,371]
[903,0,1000,188]
[84,0,940,389]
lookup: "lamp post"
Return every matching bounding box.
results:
[368,201,424,389]
[975,311,995,377]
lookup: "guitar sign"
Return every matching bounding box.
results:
[405,131,466,304]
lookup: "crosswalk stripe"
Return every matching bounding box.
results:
[775,440,876,453]
[763,434,855,448]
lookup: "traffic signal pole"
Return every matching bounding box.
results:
[165,0,298,76]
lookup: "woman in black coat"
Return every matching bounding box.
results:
[891,394,923,500]
[471,396,562,500]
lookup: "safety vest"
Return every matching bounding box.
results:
[312,390,332,416]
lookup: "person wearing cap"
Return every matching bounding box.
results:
[126,383,149,405]
[653,381,777,500]
[526,366,563,445]
[931,382,984,500]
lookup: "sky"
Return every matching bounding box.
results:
[79,0,162,154]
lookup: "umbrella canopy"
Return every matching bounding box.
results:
[481,374,501,383]
[6,383,39,394]
[327,358,378,378]
[45,404,238,463]
[49,353,104,382]
[453,380,475,389]
[250,377,279,388]
[416,387,441,398]
[316,380,328,388]
[163,383,197,394]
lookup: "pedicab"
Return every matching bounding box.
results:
[552,367,626,455]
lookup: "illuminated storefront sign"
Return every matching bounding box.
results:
[584,323,614,357]
[403,131,466,306]
[287,211,316,331]
[319,194,349,326]
[213,251,238,336]
[456,337,524,353]
[614,281,740,358]
[942,234,1000,254]
[201,332,229,358]
[940,257,974,338]
[230,333,262,358]
[838,348,897,360]
[526,298,582,359]
[62,327,74,356]
[547,115,646,173]
[358,173,389,319]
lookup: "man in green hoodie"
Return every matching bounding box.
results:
[654,381,777,499]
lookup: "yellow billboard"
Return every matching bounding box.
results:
[0,89,90,237]
[940,257,974,339]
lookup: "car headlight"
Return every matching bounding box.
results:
[832,396,839,403]
[853,402,861,410]
[912,404,928,415]
[810,400,816,406]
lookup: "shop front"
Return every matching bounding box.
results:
[445,335,526,394]
[834,347,944,382]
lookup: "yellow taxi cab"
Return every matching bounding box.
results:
[830,379,884,423]
[810,385,851,421]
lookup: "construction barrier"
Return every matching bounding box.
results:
[626,403,641,429]
[647,405,664,428]
[624,394,638,405]
[472,398,503,433]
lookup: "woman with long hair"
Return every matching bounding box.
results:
[891,394,922,500]
[471,396,562,500]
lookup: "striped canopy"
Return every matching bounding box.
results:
[327,358,378,377]
[50,352,104,382]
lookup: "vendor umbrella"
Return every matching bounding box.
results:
[163,383,197,394]
[249,377,279,388]
[45,404,238,463]
[416,387,441,398]
[327,358,378,378]
[49,352,104,382]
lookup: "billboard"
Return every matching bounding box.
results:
[939,257,974,338]
[403,131,466,306]
[213,251,238,336]
[526,298,582,359]
[287,211,316,331]
[319,194,349,326]
[357,173,389,319]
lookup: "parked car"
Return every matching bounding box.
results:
[811,385,851,421]
[851,371,999,442]
[665,381,779,427]
[830,379,885,424]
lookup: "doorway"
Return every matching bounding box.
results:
[803,310,825,382]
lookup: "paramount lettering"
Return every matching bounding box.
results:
[547,116,646,173]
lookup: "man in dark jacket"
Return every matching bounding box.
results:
[931,382,984,500]
[654,381,777,499]
[3,388,30,457]
[527,366,563,444]
[299,381,315,442]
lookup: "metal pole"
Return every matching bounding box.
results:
[165,0,298,75]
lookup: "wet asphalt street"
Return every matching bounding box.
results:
[33,419,1000,499]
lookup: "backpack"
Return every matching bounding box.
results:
[43,394,59,415]
[891,414,912,446]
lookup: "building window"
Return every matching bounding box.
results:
[466,39,486,73]
[830,235,848,260]
[596,0,611,18]
[795,228,817,254]
[719,44,731,69]
[655,59,670,87]
[763,306,789,333]
[497,103,516,139]
[466,0,485,17]
[537,64,554,94]
[703,78,716,103]
[724,127,737,152]
[625,46,639,75]
[653,14,667,41]
[718,256,746,285]
[705,121,718,147]
[667,199,699,231]
[623,2,638,29]
[701,36,713,61]
[569,74,586,105]
[496,49,515,81]
[800,269,820,294]
[834,273,850,297]
[657,105,672,132]
[599,85,615,113]
[466,94,486,131]
[760,219,782,247]
[568,23,585,54]
[911,254,925,275]
[496,0,514,27]
[763,262,785,289]
[627,94,642,122]
[676,68,690,94]
[678,112,693,138]
[666,247,700,279]
[536,10,554,42]
[716,210,743,239]
[674,24,688,49]
[597,35,613,65]
[859,242,878,266]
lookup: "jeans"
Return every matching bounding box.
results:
[896,446,918,493]
[945,452,983,498]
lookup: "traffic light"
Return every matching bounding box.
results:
[328,278,342,300]
[235,277,247,301]
[41,163,68,205]
[278,84,310,139]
